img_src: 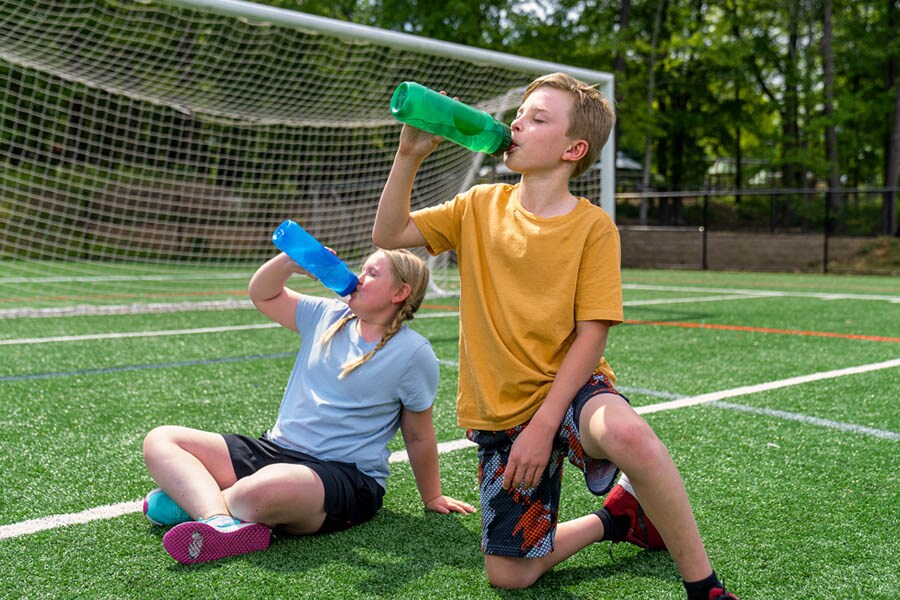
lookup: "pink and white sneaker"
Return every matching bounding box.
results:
[162,515,270,564]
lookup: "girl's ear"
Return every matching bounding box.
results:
[392,283,411,304]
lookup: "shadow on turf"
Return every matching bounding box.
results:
[150,509,480,584]
[150,508,676,596]
[527,547,677,597]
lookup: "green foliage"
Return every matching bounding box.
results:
[2,0,897,233]
[260,0,900,197]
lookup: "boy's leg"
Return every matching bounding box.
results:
[484,515,605,589]
[469,427,613,590]
[142,425,237,520]
[577,392,714,583]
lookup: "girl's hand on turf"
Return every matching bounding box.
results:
[425,495,477,515]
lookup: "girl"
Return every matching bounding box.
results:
[142,248,474,564]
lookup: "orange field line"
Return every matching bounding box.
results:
[625,319,900,343]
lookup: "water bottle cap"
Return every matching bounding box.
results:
[337,279,358,297]
[490,125,512,157]
[390,82,414,119]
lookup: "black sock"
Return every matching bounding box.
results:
[683,571,722,600]
[594,508,629,542]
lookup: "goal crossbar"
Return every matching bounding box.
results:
[159,0,616,218]
[0,0,615,312]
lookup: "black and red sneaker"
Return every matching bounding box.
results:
[708,587,739,600]
[602,483,667,550]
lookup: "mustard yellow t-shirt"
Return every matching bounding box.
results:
[411,183,623,430]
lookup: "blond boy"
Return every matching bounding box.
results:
[373,73,737,600]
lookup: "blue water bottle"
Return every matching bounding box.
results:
[271,220,358,297]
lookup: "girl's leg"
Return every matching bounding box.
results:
[223,463,327,534]
[142,425,236,520]
[578,393,713,582]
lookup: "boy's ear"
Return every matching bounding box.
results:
[563,139,589,162]
[392,283,412,304]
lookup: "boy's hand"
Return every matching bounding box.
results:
[425,495,477,515]
[398,123,442,159]
[503,421,555,490]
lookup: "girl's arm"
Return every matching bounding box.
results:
[248,253,308,331]
[399,407,476,515]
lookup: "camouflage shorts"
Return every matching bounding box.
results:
[466,372,627,558]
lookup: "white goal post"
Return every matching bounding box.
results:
[0,0,614,311]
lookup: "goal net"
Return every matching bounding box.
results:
[0,0,613,317]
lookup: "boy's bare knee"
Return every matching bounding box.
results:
[484,556,541,589]
[605,417,667,462]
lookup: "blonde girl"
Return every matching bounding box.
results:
[142,248,475,565]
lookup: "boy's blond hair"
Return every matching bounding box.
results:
[319,249,429,379]
[523,72,616,178]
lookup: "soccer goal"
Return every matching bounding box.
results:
[0,0,613,314]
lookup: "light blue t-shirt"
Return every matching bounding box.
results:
[266,296,438,489]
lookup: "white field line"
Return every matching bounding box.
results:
[0,299,256,319]
[623,294,766,306]
[0,502,144,541]
[0,273,251,284]
[713,401,900,441]
[0,323,280,346]
[5,282,897,320]
[2,357,897,541]
[636,358,900,414]
[0,312,462,346]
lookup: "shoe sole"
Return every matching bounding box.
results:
[162,521,271,564]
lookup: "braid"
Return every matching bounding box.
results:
[338,303,413,379]
[319,314,355,348]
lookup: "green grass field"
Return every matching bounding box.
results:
[1,267,897,599]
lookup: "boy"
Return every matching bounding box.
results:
[373,73,738,600]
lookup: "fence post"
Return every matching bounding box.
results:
[823,190,830,274]
[702,193,709,270]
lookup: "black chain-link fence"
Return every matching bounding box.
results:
[616,188,899,274]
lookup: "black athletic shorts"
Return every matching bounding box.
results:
[223,433,385,534]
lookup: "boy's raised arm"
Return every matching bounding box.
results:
[373,125,440,249]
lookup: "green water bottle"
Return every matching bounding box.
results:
[390,81,512,157]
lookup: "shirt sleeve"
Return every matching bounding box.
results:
[411,190,470,255]
[575,216,624,325]
[294,295,341,337]
[396,341,439,413]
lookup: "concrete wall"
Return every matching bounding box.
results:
[619,227,871,271]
